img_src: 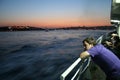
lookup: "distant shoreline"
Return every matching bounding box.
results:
[0,26,115,31]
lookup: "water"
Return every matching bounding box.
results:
[0,30,111,80]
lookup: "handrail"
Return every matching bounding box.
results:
[60,58,81,80]
[60,57,91,80]
[76,57,91,80]
[96,35,103,44]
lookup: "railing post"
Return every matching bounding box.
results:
[60,58,81,80]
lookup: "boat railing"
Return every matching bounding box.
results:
[60,57,91,80]
[96,35,104,44]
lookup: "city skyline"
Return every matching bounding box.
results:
[0,0,112,28]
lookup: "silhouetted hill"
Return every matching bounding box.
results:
[0,26,10,31]
[0,26,115,31]
[0,26,45,31]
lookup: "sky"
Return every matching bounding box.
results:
[0,0,112,28]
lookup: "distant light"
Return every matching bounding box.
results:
[116,0,120,3]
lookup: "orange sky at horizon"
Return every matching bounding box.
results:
[0,16,111,28]
[0,0,112,28]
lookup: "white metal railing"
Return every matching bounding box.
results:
[96,35,103,44]
[60,57,91,80]
[60,58,81,80]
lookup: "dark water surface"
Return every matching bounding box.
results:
[0,30,111,80]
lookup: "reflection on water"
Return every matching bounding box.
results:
[0,30,111,80]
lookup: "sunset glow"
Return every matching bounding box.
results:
[0,0,112,28]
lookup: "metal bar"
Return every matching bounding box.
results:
[71,65,82,80]
[60,58,81,80]
[96,35,103,44]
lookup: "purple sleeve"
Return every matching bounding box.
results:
[87,45,99,57]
